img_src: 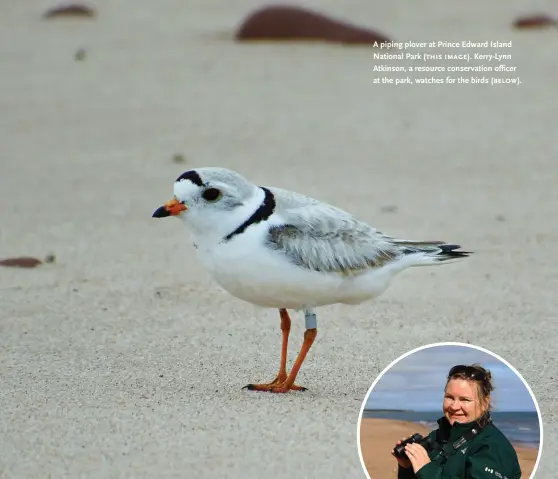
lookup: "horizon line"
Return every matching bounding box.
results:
[363,408,537,413]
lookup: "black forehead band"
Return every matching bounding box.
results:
[175,170,204,187]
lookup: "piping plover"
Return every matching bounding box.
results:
[152,167,471,393]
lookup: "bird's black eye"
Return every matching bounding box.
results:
[202,188,222,202]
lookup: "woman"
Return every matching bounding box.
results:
[392,364,522,478]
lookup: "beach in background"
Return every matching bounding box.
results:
[1,0,557,477]
[362,409,540,448]
[360,418,538,478]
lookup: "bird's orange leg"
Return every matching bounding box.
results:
[266,327,317,393]
[244,309,312,393]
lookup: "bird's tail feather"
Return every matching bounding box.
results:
[393,240,472,266]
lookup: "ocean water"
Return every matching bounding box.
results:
[362,410,540,448]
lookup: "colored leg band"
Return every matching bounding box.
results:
[305,312,317,330]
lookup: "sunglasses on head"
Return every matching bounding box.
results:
[448,365,486,381]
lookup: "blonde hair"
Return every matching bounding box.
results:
[446,363,494,424]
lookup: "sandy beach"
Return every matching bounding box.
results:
[360,418,539,478]
[1,0,557,478]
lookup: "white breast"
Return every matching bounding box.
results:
[192,223,395,309]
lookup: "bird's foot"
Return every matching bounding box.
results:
[242,374,307,393]
[243,382,307,393]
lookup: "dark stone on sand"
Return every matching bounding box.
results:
[513,14,558,29]
[235,5,390,45]
[380,205,398,213]
[74,48,87,61]
[43,3,96,19]
[0,257,43,268]
[172,154,187,164]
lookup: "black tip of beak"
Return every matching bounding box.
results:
[152,206,170,218]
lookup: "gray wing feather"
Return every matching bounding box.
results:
[265,187,399,274]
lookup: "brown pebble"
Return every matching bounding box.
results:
[236,5,390,45]
[0,257,43,268]
[43,3,96,19]
[513,14,558,29]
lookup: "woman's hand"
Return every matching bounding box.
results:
[405,443,431,473]
[391,438,412,469]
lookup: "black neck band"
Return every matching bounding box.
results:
[223,187,276,242]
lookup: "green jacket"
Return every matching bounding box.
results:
[398,415,522,479]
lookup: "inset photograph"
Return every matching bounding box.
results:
[358,343,542,478]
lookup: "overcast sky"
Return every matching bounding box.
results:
[364,345,537,412]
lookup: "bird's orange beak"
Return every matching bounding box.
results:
[152,198,187,218]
